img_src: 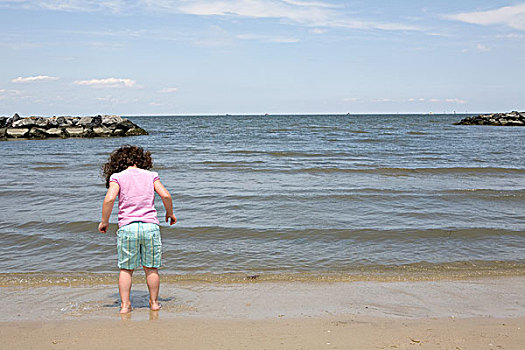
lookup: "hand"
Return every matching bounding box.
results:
[166,213,177,225]
[98,222,109,233]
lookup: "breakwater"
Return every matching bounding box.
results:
[455,111,525,126]
[0,114,148,140]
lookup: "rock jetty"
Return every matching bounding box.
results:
[455,111,525,126]
[0,114,148,140]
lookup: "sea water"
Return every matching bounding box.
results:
[1,114,524,284]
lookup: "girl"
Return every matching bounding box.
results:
[98,145,176,314]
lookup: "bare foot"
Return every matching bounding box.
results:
[120,303,133,314]
[149,300,162,311]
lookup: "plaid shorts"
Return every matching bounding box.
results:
[117,222,162,270]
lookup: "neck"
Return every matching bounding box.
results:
[127,165,138,169]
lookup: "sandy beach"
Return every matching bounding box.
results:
[1,276,524,349]
[2,316,524,349]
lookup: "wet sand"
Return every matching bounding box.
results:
[1,277,524,348]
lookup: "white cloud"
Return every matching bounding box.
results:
[281,0,339,8]
[0,1,422,32]
[0,88,22,100]
[342,97,360,102]
[11,75,59,83]
[496,33,525,39]
[175,0,420,31]
[236,33,299,43]
[96,95,120,103]
[74,78,137,88]
[408,97,466,104]
[446,4,525,30]
[445,98,466,104]
[476,43,490,51]
[158,87,179,93]
[309,28,327,34]
[374,98,393,102]
[0,0,127,13]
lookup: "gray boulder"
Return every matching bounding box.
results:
[56,116,71,127]
[64,126,84,137]
[116,119,136,131]
[102,115,123,126]
[28,127,47,139]
[125,127,149,136]
[7,127,29,138]
[12,117,37,128]
[93,125,112,136]
[35,117,49,128]
[112,128,126,136]
[47,117,59,128]
[78,116,94,127]
[45,128,65,137]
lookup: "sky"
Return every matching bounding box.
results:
[0,0,524,116]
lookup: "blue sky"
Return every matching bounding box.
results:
[1,0,524,115]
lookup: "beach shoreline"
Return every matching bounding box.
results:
[2,315,523,349]
[1,276,524,348]
[2,276,524,322]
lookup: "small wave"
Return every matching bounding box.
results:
[196,161,265,168]
[32,166,66,171]
[195,166,525,176]
[165,227,525,241]
[268,128,293,133]
[296,167,525,176]
[268,151,333,158]
[442,188,525,200]
[2,260,524,287]
[12,220,107,235]
[227,150,266,155]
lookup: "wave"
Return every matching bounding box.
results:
[197,165,525,175]
[2,260,525,287]
[442,188,525,200]
[4,222,524,243]
[162,227,525,241]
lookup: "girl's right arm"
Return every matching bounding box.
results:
[98,182,120,233]
[154,180,177,225]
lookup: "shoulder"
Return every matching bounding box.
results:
[109,170,124,184]
[149,170,160,182]
[138,168,160,182]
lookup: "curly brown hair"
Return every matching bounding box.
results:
[102,145,153,188]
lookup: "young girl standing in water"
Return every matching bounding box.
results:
[98,145,176,314]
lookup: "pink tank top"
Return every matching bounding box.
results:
[109,168,160,227]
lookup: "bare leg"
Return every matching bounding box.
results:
[119,269,134,313]
[143,266,161,311]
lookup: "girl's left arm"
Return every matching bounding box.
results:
[98,182,119,233]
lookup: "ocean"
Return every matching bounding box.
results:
[1,114,524,285]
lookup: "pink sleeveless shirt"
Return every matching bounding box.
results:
[109,168,160,227]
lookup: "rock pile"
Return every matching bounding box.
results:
[455,111,525,126]
[0,114,148,140]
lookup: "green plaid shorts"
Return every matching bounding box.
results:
[117,222,162,270]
